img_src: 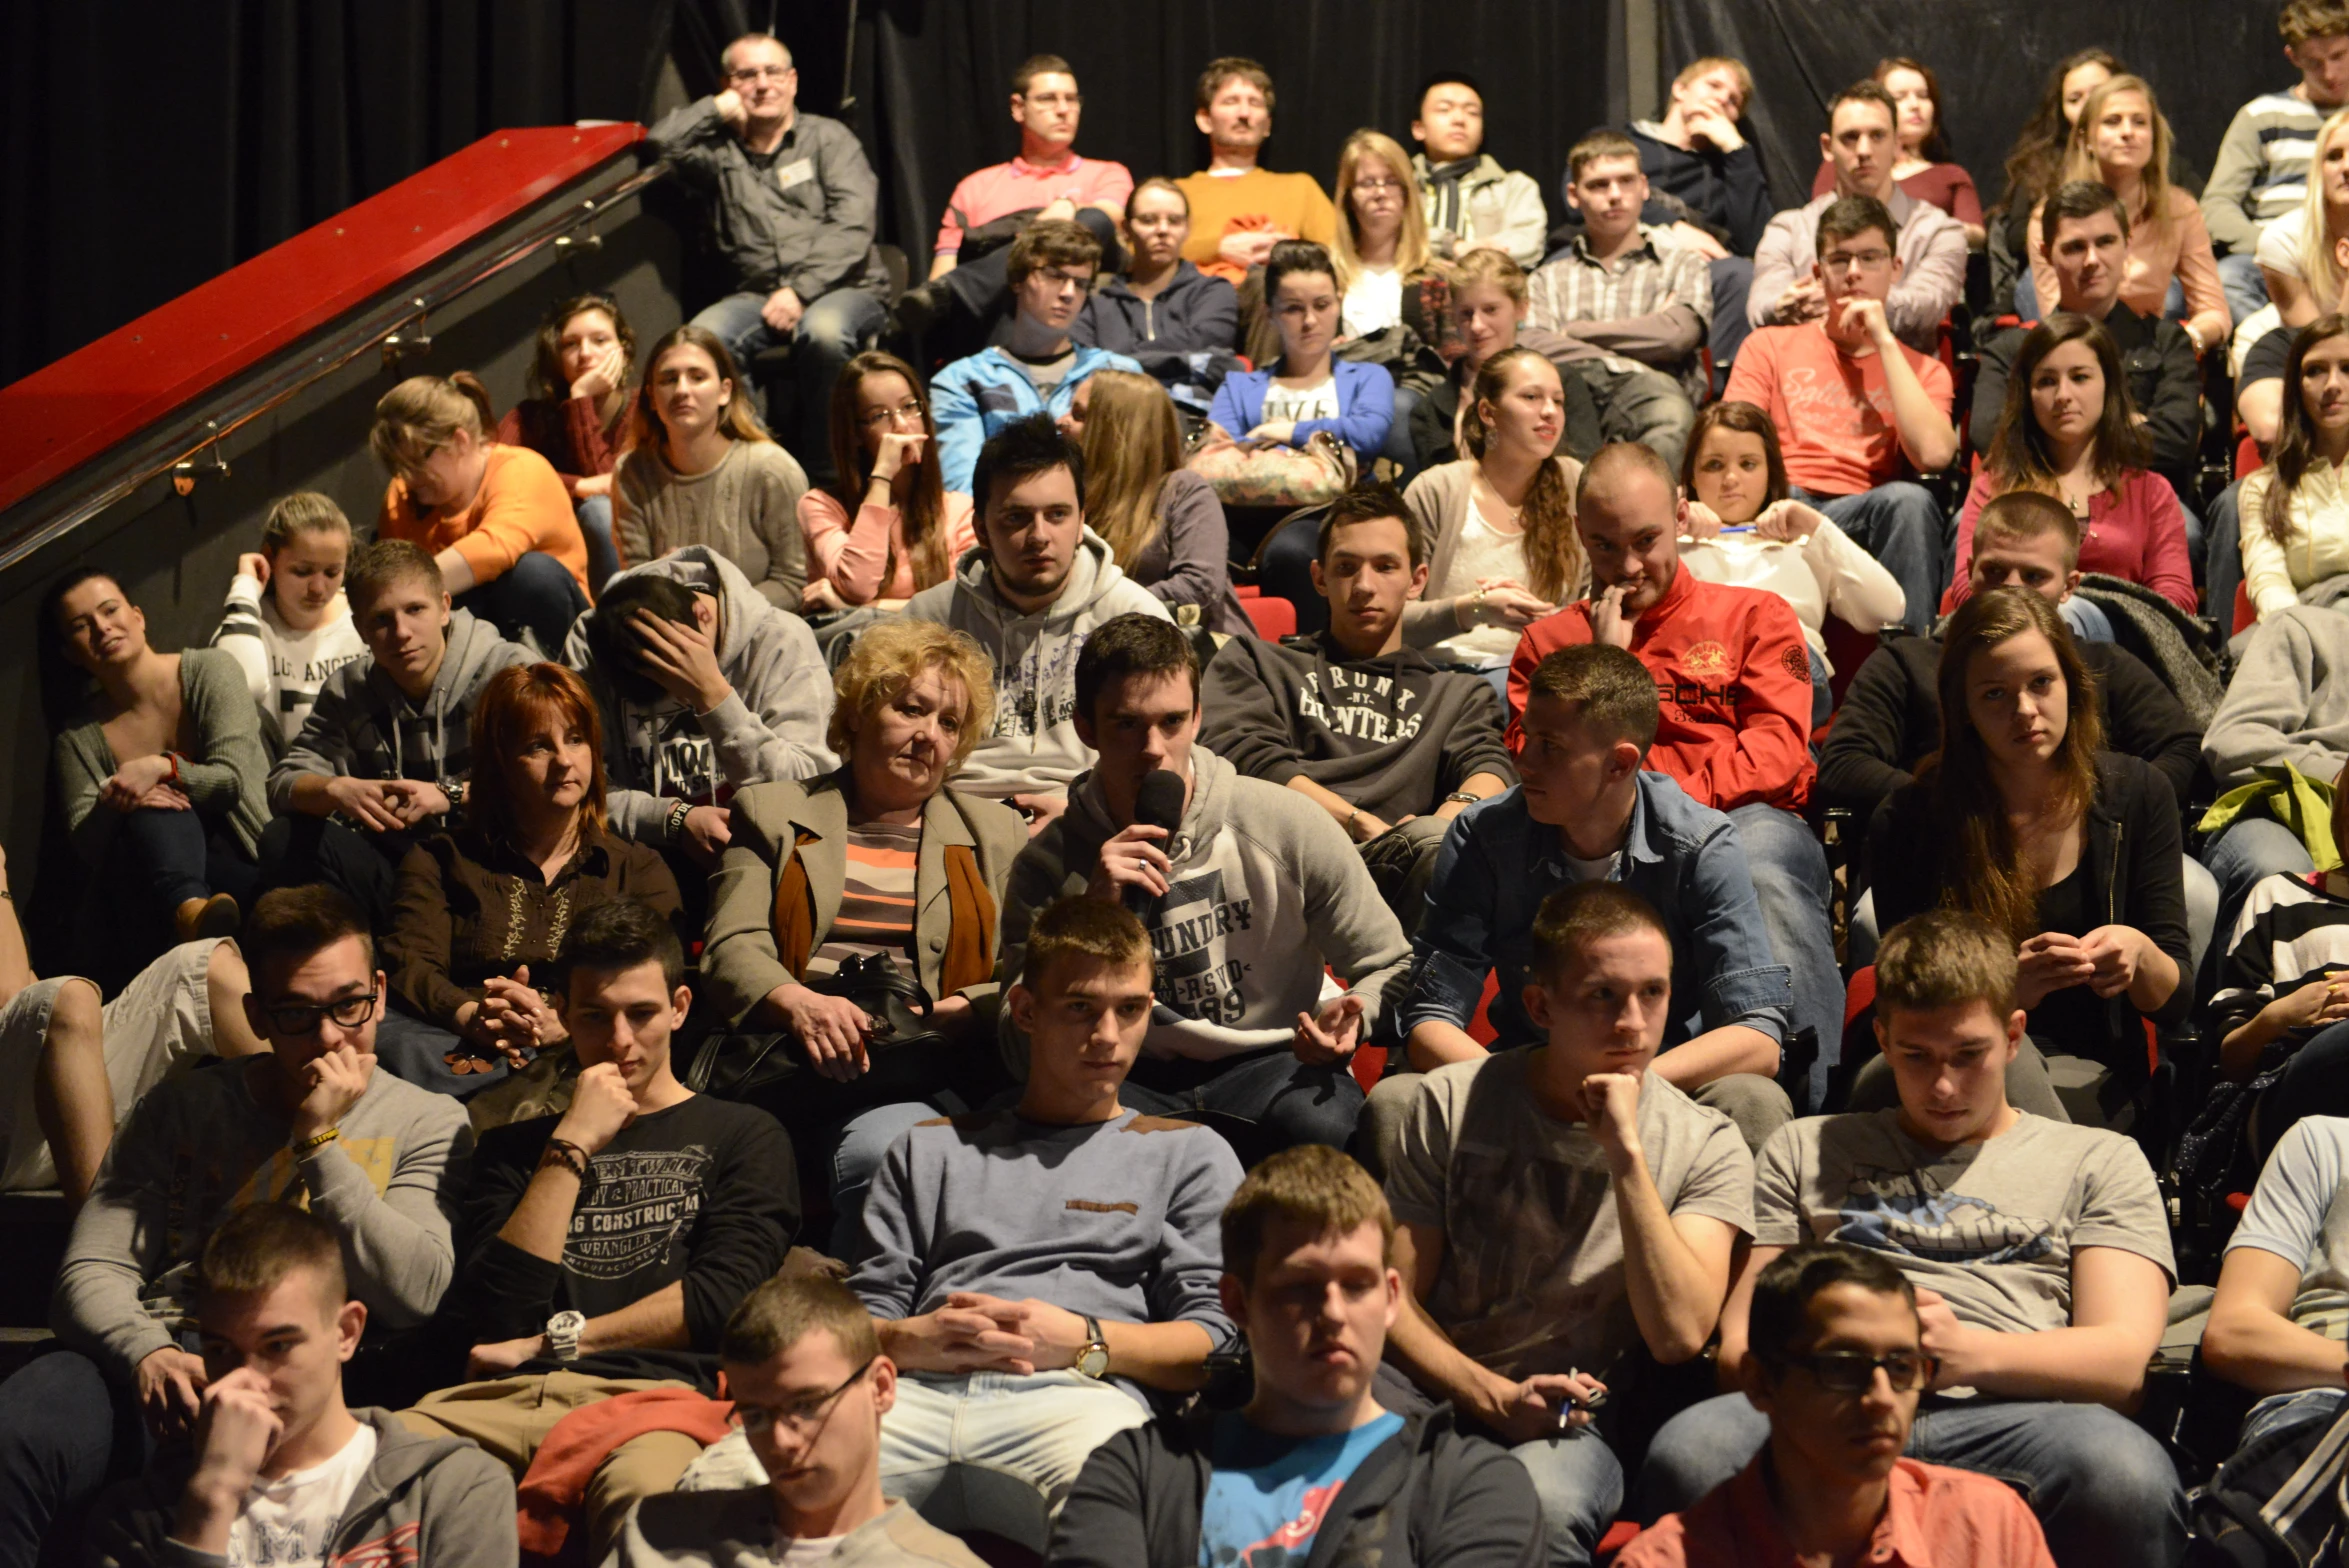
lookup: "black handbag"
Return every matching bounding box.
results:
[685,954,951,1102]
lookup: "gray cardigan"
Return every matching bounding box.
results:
[53,646,272,862]
[1129,469,1251,636]
[1399,458,1587,647]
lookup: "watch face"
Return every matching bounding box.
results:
[1078,1344,1110,1377]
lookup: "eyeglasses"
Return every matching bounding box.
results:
[731,1357,876,1436]
[1353,178,1404,195]
[859,401,926,427]
[263,993,380,1037]
[1823,248,1893,271]
[728,65,792,83]
[1772,1349,1936,1394]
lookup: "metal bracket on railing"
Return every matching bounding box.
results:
[552,231,602,255]
[170,427,231,496]
[380,300,434,368]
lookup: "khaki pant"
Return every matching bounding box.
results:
[398,1372,706,1558]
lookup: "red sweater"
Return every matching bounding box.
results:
[1507,566,1816,813]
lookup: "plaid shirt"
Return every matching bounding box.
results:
[1526,223,1712,396]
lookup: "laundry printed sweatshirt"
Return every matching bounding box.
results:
[903,529,1170,800]
[211,575,367,743]
[563,545,839,846]
[1000,747,1412,1061]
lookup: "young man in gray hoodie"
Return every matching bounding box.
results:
[1001,614,1413,1161]
[86,1203,514,1568]
[262,540,531,925]
[904,416,1168,833]
[568,543,839,871]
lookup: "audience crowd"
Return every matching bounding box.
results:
[37,13,2349,1567]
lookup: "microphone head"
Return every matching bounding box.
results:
[1134,769,1188,834]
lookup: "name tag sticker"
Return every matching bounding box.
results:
[777,158,815,190]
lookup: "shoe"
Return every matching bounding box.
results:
[174,892,241,943]
[889,281,946,340]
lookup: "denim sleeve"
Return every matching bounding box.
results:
[1684,823,1793,1041]
[1399,811,1498,1038]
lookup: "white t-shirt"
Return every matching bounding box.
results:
[2258,206,2312,283]
[1431,491,1533,663]
[774,1533,848,1567]
[1343,266,1405,337]
[227,1422,377,1568]
[1260,374,1341,430]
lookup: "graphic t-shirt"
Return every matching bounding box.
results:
[618,698,723,809]
[1260,376,1341,430]
[1755,1109,2175,1338]
[227,1421,377,1568]
[1724,321,1954,497]
[1199,1410,1404,1568]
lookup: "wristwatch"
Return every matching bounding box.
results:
[1442,791,1482,808]
[1075,1316,1110,1380]
[545,1310,587,1364]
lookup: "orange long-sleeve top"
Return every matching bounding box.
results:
[378,442,592,598]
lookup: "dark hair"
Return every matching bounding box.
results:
[2001,49,2125,210]
[2038,179,2131,254]
[528,293,635,404]
[825,351,954,594]
[1528,881,1671,989]
[39,566,120,644]
[1827,79,1898,133]
[1317,481,1422,567]
[1264,240,1338,308]
[1522,644,1661,753]
[1815,194,1897,259]
[244,885,375,990]
[346,538,443,611]
[1022,894,1153,989]
[1007,218,1103,290]
[1416,70,1484,110]
[467,663,609,841]
[198,1202,348,1308]
[2266,314,2349,544]
[1873,57,1953,164]
[1223,1145,1393,1284]
[1196,57,1274,114]
[1683,401,1791,512]
[1012,53,1074,96]
[1876,909,2021,1019]
[1074,612,1199,726]
[722,1271,880,1366]
[1746,1243,1917,1369]
[973,414,1084,517]
[584,574,702,709]
[1973,491,2082,571]
[559,898,685,993]
[1986,313,2149,498]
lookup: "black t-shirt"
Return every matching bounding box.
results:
[2028,858,2107,1061]
[451,1093,799,1389]
[2244,324,2295,390]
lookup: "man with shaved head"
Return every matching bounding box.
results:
[1507,444,1840,1112]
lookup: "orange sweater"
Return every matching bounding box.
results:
[378,443,591,597]
[1174,168,1337,282]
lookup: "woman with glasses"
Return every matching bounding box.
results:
[379,663,681,1099]
[798,351,976,615]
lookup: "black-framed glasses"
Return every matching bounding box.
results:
[263,992,380,1037]
[1773,1349,1936,1394]
[731,1357,876,1436]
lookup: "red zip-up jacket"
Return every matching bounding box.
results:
[1506,565,1816,813]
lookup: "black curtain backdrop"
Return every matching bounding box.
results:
[1655,0,2290,216]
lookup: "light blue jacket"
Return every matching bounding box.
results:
[931,344,1142,494]
[1208,357,1394,462]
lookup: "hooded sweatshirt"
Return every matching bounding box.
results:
[2205,603,2349,790]
[1072,261,1244,417]
[268,608,532,812]
[562,545,839,845]
[903,529,1170,800]
[86,1407,517,1568]
[1001,747,1412,1061]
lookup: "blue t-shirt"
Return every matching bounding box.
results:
[1198,1409,1405,1568]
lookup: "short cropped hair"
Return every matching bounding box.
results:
[721,1271,880,1367]
[346,538,442,612]
[1875,909,2019,1019]
[1522,644,1660,752]
[1006,218,1102,290]
[1528,881,1671,990]
[1020,895,1153,990]
[2039,179,2131,253]
[559,898,684,993]
[1827,79,1899,133]
[1746,1242,1917,1369]
[584,573,701,709]
[1074,612,1199,724]
[1568,130,1643,185]
[197,1202,347,1308]
[1222,1145,1394,1283]
[1196,57,1275,114]
[828,620,996,772]
[1673,56,1754,110]
[720,32,790,73]
[1012,53,1073,96]
[1973,491,2082,570]
[1317,481,1422,568]
[243,885,374,991]
[1815,194,1898,260]
[1416,71,1484,111]
[2283,0,2349,49]
[973,415,1085,517]
[259,492,353,558]
[1576,439,1678,512]
[1451,247,1528,306]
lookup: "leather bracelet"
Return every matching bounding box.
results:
[539,1138,590,1185]
[295,1126,340,1154]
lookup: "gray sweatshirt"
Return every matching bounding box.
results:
[268,609,532,810]
[2204,603,2349,788]
[562,545,839,845]
[1000,747,1414,1062]
[54,1058,471,1378]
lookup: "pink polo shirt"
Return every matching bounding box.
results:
[933,154,1135,255]
[1617,1455,2056,1568]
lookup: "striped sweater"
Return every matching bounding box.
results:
[2205,89,2327,253]
[2210,869,2349,1039]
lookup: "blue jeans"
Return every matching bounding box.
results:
[118,805,258,917]
[373,1002,514,1100]
[831,1100,947,1259]
[576,493,620,594]
[0,1348,147,1568]
[2204,815,2319,950]
[1709,257,1754,384]
[1802,484,1943,635]
[1510,1429,1624,1568]
[1119,1045,1364,1167]
[1727,803,1842,1112]
[2207,479,2247,630]
[1639,1391,2186,1568]
[455,549,586,655]
[1383,385,1424,486]
[2219,251,2273,336]
[2059,595,2113,643]
[693,287,889,483]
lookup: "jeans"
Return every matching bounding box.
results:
[118,806,258,919]
[2204,815,2319,955]
[830,1100,947,1258]
[374,1002,513,1099]
[1358,814,1452,937]
[576,493,620,594]
[455,549,587,656]
[2219,251,2274,336]
[255,815,402,932]
[1510,1429,1625,1568]
[1382,385,1424,486]
[692,287,890,483]
[2206,479,2247,631]
[1726,804,1841,1112]
[1803,484,1944,635]
[1639,1392,2187,1567]
[2183,853,2219,982]
[1119,1045,1363,1167]
[1708,257,1754,385]
[1569,360,1698,477]
[875,1370,1150,1550]
[2059,596,2113,643]
[0,1348,146,1568]
[2257,1019,2349,1159]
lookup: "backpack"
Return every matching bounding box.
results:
[2190,1394,2349,1566]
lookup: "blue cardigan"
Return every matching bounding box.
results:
[1208,358,1393,463]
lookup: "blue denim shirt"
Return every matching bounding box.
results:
[1402,772,1794,1052]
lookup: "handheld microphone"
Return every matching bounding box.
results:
[1126,769,1188,916]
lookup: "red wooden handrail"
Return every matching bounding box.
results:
[0,123,645,516]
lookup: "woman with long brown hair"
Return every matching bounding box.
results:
[1953,313,2191,612]
[497,292,638,591]
[1994,48,2124,314]
[1868,587,2187,1108]
[2243,314,2349,621]
[799,351,975,614]
[1060,368,1248,633]
[380,662,680,1096]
